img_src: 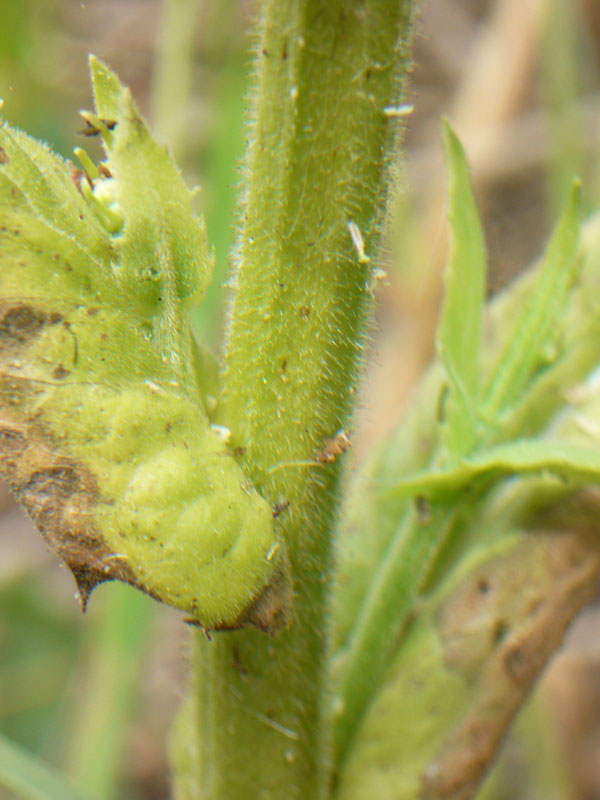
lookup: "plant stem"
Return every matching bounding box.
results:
[178,2,416,798]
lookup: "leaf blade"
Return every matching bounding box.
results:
[0,59,289,633]
[385,438,600,500]
[437,119,487,457]
[482,180,581,423]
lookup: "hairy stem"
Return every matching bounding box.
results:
[176,2,416,798]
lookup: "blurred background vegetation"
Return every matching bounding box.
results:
[0,0,600,798]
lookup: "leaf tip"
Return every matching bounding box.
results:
[88,53,124,120]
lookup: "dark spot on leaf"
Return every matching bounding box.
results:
[493,619,509,645]
[52,364,70,380]
[0,305,46,343]
[0,147,9,165]
[0,426,25,456]
[231,644,249,677]
[299,305,311,318]
[0,427,138,609]
[79,117,117,137]
[505,644,529,683]
[86,307,100,316]
[69,168,89,193]
[415,496,432,524]
[24,464,80,500]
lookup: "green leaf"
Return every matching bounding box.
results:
[385,438,600,500]
[88,56,214,322]
[334,506,459,769]
[0,59,289,633]
[482,180,581,424]
[0,732,95,800]
[436,119,487,457]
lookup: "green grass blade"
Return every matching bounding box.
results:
[437,119,487,457]
[384,439,600,500]
[0,733,95,800]
[482,181,581,424]
[65,585,154,800]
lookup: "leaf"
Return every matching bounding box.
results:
[481,180,581,423]
[0,731,95,800]
[436,119,487,457]
[0,58,289,633]
[335,527,600,800]
[384,438,600,501]
[88,55,214,315]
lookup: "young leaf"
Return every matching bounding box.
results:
[0,59,289,633]
[436,119,487,457]
[482,180,581,424]
[88,55,214,315]
[383,438,600,500]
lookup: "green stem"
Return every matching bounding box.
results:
[179,2,416,798]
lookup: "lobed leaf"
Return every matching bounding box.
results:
[0,58,288,633]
